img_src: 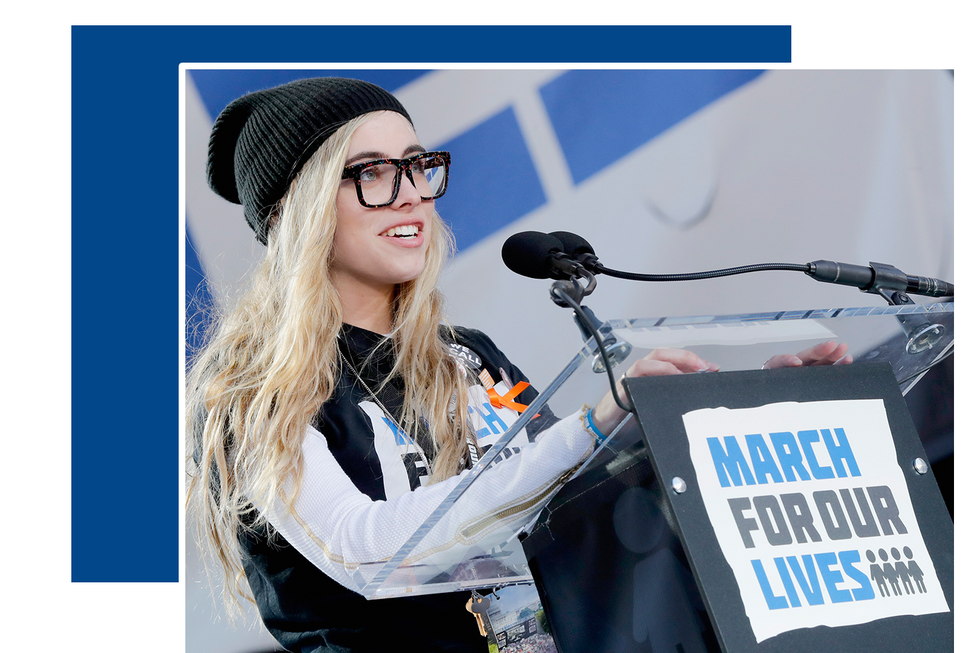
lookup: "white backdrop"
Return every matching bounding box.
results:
[183,68,953,652]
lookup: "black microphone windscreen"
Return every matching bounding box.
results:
[501,231,565,279]
[549,231,595,257]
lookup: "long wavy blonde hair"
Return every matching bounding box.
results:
[186,111,474,618]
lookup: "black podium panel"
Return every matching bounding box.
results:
[626,363,953,653]
[522,428,721,653]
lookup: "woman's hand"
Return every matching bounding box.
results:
[761,340,852,370]
[591,348,719,435]
[588,341,852,438]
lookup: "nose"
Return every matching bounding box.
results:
[393,167,423,207]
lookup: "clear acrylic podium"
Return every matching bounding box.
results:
[344,301,952,606]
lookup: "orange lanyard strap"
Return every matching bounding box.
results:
[488,381,531,413]
[478,369,530,413]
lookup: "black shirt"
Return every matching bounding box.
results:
[242,325,552,652]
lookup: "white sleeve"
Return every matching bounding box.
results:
[259,410,594,593]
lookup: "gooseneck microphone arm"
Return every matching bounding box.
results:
[593,260,953,301]
[549,229,953,300]
[594,261,810,282]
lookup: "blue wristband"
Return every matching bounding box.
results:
[584,407,608,444]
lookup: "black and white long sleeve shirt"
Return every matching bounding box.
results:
[241,325,594,652]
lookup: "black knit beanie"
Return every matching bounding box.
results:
[206,77,413,245]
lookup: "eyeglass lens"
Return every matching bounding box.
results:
[356,154,448,205]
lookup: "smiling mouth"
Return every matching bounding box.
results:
[384,225,420,238]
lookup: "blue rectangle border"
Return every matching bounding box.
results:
[70,24,790,582]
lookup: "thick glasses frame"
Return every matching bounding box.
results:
[340,151,451,208]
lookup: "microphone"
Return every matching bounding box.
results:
[806,260,953,298]
[501,231,585,280]
[549,231,600,272]
[501,230,632,385]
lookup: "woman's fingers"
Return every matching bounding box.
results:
[629,358,683,377]
[763,341,853,370]
[762,354,803,370]
[798,340,850,365]
[630,348,720,377]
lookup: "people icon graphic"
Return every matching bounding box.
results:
[866,547,926,598]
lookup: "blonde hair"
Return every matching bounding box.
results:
[186,112,474,618]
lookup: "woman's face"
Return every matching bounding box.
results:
[331,111,434,300]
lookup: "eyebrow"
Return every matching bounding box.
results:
[345,144,426,167]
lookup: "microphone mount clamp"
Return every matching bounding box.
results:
[864,263,945,355]
[549,277,632,376]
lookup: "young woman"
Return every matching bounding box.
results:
[186,77,850,653]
